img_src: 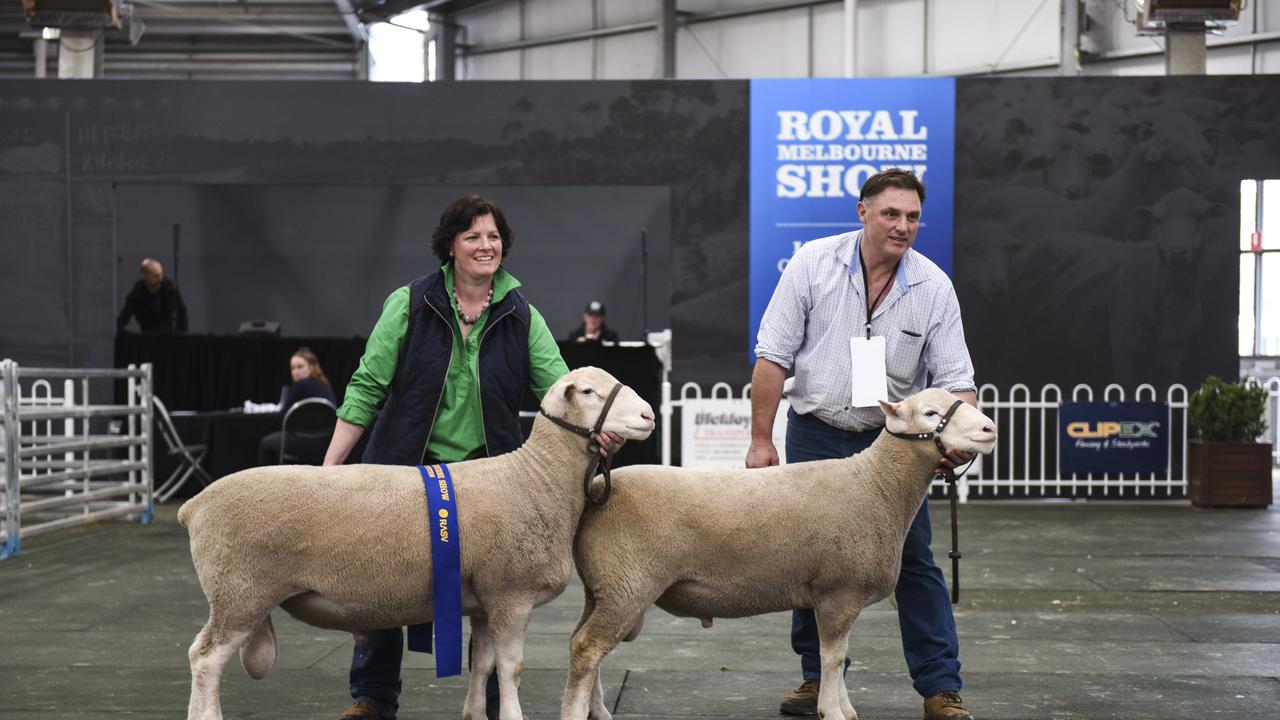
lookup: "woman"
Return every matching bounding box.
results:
[256,346,336,465]
[322,194,618,720]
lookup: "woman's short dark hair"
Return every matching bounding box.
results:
[859,168,926,204]
[430,194,515,265]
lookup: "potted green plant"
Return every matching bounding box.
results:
[1186,375,1272,507]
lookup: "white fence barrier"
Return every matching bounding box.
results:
[1259,377,1280,465]
[660,378,1280,501]
[1,360,153,559]
[666,382,788,467]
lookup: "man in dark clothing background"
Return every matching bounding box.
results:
[566,300,620,343]
[116,258,189,335]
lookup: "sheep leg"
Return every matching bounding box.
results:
[588,670,610,720]
[562,598,646,720]
[572,585,613,720]
[487,605,534,720]
[815,603,860,720]
[463,617,496,720]
[187,623,251,720]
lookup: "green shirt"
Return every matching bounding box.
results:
[337,264,569,463]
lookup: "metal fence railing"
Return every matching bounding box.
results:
[1,360,153,559]
[966,383,1188,500]
[658,378,1280,501]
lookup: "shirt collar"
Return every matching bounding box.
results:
[840,230,920,294]
[442,262,521,304]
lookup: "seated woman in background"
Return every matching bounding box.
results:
[257,346,337,465]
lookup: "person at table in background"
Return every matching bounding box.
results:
[116,258,188,335]
[566,299,620,343]
[257,346,337,466]
[320,194,623,720]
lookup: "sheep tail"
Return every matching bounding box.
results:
[176,495,200,528]
[239,614,278,680]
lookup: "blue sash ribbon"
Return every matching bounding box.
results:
[407,463,463,677]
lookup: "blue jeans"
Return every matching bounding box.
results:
[350,627,501,719]
[786,409,962,698]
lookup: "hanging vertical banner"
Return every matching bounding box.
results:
[749,78,956,356]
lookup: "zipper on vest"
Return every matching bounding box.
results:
[421,293,456,465]
[476,303,517,459]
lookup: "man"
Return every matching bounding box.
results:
[748,169,978,720]
[116,258,189,335]
[567,300,620,343]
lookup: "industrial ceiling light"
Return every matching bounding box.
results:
[1135,0,1243,33]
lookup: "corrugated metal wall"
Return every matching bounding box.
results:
[0,0,365,80]
[450,0,1280,80]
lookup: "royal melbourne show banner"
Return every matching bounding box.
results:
[748,78,956,356]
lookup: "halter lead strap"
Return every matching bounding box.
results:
[883,398,968,604]
[539,383,623,506]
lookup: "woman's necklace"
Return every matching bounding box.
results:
[453,287,493,325]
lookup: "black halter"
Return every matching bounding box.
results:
[538,383,623,507]
[884,398,969,604]
[884,398,966,459]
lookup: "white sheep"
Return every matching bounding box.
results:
[562,388,997,720]
[178,366,655,720]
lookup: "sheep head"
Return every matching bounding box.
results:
[878,388,997,456]
[541,366,656,441]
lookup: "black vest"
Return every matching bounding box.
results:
[362,271,531,465]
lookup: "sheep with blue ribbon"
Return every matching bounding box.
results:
[178,366,655,720]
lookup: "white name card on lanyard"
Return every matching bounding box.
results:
[849,335,888,407]
[852,255,898,408]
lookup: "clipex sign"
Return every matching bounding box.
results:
[1059,402,1168,475]
[748,78,956,357]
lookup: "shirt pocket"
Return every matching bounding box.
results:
[886,330,926,383]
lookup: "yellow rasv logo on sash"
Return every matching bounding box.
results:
[437,508,450,542]
[426,465,451,541]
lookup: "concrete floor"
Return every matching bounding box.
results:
[2,476,1278,720]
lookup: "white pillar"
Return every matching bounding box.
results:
[843,0,858,77]
[1165,25,1206,75]
[1059,0,1081,76]
[57,30,104,79]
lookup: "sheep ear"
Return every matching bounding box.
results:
[562,382,577,400]
[879,400,910,433]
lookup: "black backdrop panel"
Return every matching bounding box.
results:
[113,184,671,342]
[954,77,1280,391]
[114,333,365,410]
[0,80,750,388]
[7,78,1280,393]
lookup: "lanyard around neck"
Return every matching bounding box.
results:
[861,258,899,339]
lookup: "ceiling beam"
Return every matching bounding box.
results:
[332,0,368,42]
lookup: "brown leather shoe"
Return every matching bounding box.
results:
[779,679,821,716]
[339,700,387,720]
[923,691,973,720]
